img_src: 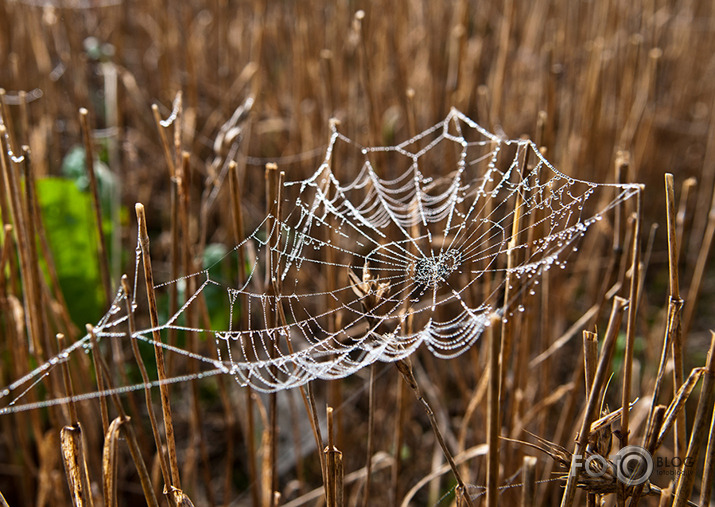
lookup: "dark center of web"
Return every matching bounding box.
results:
[412,249,462,288]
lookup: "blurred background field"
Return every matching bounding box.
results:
[1,0,715,505]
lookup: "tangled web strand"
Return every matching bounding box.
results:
[0,108,640,413]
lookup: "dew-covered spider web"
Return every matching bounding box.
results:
[0,108,640,413]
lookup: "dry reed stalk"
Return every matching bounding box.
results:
[582,331,598,397]
[151,96,181,373]
[673,332,715,506]
[675,177,697,261]
[88,325,110,434]
[135,203,182,493]
[262,160,328,502]
[653,174,686,460]
[57,331,94,507]
[324,406,344,507]
[228,159,261,506]
[560,296,627,507]
[19,145,53,364]
[630,405,667,506]
[490,0,513,125]
[103,416,122,507]
[60,423,95,507]
[521,455,537,507]
[24,140,77,342]
[391,369,409,503]
[79,108,112,307]
[655,367,706,452]
[352,10,378,146]
[582,330,598,507]
[0,125,43,356]
[264,162,280,507]
[177,154,218,507]
[620,192,643,451]
[700,398,715,505]
[88,324,160,507]
[394,354,473,506]
[486,313,501,507]
[361,364,376,507]
[120,274,172,494]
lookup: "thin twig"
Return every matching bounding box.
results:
[135,203,182,493]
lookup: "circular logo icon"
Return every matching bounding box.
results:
[614,446,653,486]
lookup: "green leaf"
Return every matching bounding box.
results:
[36,177,105,326]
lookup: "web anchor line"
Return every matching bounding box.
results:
[0,109,640,414]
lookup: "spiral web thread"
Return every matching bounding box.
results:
[0,109,640,413]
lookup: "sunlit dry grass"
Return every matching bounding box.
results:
[1,1,715,506]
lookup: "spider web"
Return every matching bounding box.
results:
[0,109,640,413]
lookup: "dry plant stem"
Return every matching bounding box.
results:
[228,160,261,507]
[135,203,182,492]
[655,367,706,452]
[487,314,501,507]
[653,174,686,459]
[631,406,667,506]
[700,398,715,505]
[104,417,122,507]
[120,274,172,492]
[19,147,51,358]
[583,330,598,507]
[88,324,160,507]
[361,364,375,507]
[0,126,43,356]
[394,357,473,507]
[521,455,537,507]
[324,407,345,507]
[79,108,112,307]
[25,148,76,340]
[88,325,110,433]
[490,0,513,124]
[560,296,627,507]
[675,178,697,261]
[265,163,280,507]
[583,331,598,398]
[673,332,715,506]
[620,191,642,450]
[57,332,93,507]
[56,334,78,425]
[151,103,176,178]
[60,423,94,507]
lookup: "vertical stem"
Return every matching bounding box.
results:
[88,323,160,507]
[264,163,279,507]
[135,203,182,492]
[120,275,172,493]
[88,326,109,434]
[57,333,78,425]
[665,173,686,460]
[79,108,112,307]
[560,297,627,507]
[228,160,260,507]
[520,456,537,507]
[700,396,715,505]
[673,333,715,506]
[620,189,642,449]
[361,365,375,507]
[0,126,43,356]
[487,314,501,507]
